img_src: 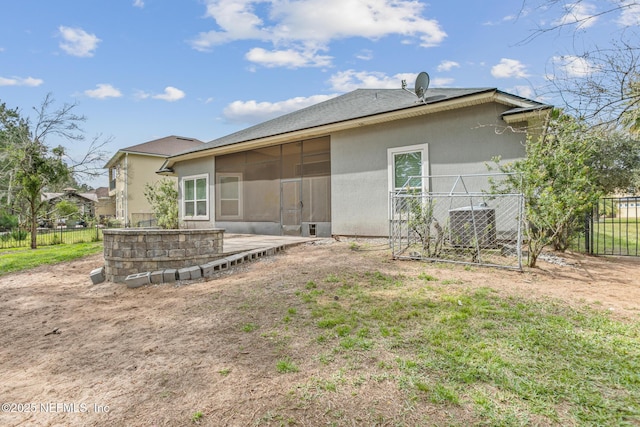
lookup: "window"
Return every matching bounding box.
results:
[388,144,429,193]
[216,173,243,220]
[182,174,209,219]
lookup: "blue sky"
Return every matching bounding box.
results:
[1,1,638,187]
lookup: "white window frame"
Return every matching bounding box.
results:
[216,172,243,220]
[387,143,429,194]
[182,174,209,220]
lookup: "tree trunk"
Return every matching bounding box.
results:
[30,199,37,249]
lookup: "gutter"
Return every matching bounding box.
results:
[159,90,505,171]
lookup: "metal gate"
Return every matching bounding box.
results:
[390,174,525,270]
[581,196,640,256]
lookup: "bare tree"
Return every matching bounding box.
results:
[517,1,639,43]
[0,94,109,248]
[517,1,640,128]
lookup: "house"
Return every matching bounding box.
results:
[160,86,551,237]
[616,195,640,219]
[93,186,116,222]
[105,135,204,226]
[41,187,99,226]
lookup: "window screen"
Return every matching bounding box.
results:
[394,152,422,190]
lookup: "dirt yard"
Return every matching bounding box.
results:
[1,239,638,426]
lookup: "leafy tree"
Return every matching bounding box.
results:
[55,200,80,221]
[144,179,179,229]
[589,127,640,193]
[0,208,18,231]
[0,95,106,248]
[491,109,603,267]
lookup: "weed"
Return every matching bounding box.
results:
[318,353,334,365]
[324,273,340,283]
[418,272,438,281]
[191,411,204,422]
[219,368,231,376]
[242,323,258,332]
[335,325,351,337]
[276,358,299,373]
[299,288,324,303]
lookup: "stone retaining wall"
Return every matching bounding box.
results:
[103,229,224,283]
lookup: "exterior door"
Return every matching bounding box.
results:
[281,179,302,236]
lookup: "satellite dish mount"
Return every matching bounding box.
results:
[402,71,430,103]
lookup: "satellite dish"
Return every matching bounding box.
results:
[414,72,430,101]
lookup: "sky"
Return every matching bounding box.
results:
[1,0,638,188]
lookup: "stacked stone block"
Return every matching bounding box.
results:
[103,229,224,283]
[121,246,286,288]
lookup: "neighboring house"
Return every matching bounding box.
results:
[94,186,116,222]
[105,136,204,226]
[41,187,98,225]
[160,87,551,237]
[616,195,640,219]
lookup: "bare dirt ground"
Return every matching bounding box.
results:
[0,239,638,426]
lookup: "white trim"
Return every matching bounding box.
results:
[216,172,243,220]
[182,173,210,221]
[387,143,429,193]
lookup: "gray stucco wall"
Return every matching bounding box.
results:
[330,103,527,236]
[173,156,216,229]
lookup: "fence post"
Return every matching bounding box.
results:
[584,211,591,255]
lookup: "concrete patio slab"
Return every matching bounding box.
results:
[222,234,317,254]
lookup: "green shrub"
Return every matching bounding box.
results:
[10,229,28,241]
[0,211,18,230]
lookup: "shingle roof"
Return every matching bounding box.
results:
[120,135,204,156]
[105,135,204,168]
[177,88,504,157]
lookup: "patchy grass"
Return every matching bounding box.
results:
[286,270,640,426]
[0,241,103,276]
[276,358,299,374]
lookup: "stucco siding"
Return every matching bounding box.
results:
[330,103,527,236]
[125,155,171,220]
[173,156,216,229]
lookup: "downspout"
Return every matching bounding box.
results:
[124,152,129,227]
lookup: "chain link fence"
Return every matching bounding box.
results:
[390,174,525,270]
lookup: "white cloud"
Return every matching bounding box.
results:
[84,84,122,99]
[133,0,144,8]
[431,77,454,87]
[328,70,415,92]
[491,58,529,79]
[191,0,446,68]
[551,55,598,77]
[509,85,535,99]
[356,49,373,61]
[437,60,460,72]
[618,1,640,26]
[58,26,101,57]
[134,90,150,100]
[223,94,338,125]
[554,2,598,29]
[0,76,43,87]
[245,47,332,68]
[483,14,518,26]
[152,86,186,102]
[134,86,186,102]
